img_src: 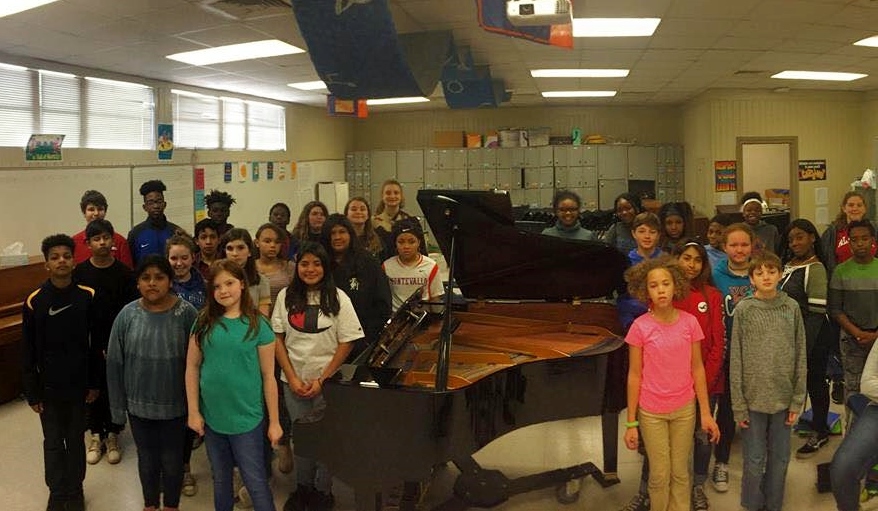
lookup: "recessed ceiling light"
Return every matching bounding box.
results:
[771,70,867,81]
[287,80,327,91]
[531,69,629,78]
[365,97,430,105]
[572,18,661,37]
[542,91,617,98]
[853,36,878,48]
[167,40,305,66]
[0,0,59,18]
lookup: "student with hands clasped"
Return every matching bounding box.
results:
[185,259,280,511]
[730,252,806,511]
[623,256,720,511]
[272,242,364,511]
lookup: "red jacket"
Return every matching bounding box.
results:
[675,284,726,394]
[72,230,134,269]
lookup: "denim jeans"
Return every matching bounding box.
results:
[40,396,87,499]
[639,400,696,511]
[831,404,878,511]
[693,395,720,485]
[283,386,332,494]
[128,414,187,508]
[204,419,275,511]
[740,410,791,511]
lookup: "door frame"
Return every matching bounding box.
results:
[735,136,799,218]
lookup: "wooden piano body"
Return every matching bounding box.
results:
[294,190,629,510]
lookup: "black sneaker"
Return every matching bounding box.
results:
[796,433,829,459]
[831,379,845,405]
[283,485,314,511]
[692,484,709,510]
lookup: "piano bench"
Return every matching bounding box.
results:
[0,304,23,403]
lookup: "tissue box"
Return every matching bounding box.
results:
[0,254,28,267]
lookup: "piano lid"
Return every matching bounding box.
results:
[417,189,628,301]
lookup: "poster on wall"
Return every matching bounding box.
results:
[266,162,274,181]
[223,162,232,183]
[798,160,827,181]
[714,160,737,192]
[157,124,174,160]
[25,134,64,161]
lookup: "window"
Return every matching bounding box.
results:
[173,90,220,149]
[39,70,80,147]
[0,64,35,147]
[222,98,246,150]
[247,100,285,151]
[172,91,285,151]
[84,77,154,150]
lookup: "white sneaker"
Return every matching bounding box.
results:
[105,432,121,464]
[182,470,197,497]
[711,463,729,493]
[86,434,102,464]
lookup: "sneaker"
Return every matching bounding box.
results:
[86,433,103,464]
[618,492,650,511]
[831,379,845,405]
[796,433,829,459]
[692,484,709,510]
[105,432,121,464]
[711,463,729,493]
[276,443,293,474]
[182,470,197,497]
[283,485,314,511]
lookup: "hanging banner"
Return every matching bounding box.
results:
[25,134,64,161]
[715,160,737,192]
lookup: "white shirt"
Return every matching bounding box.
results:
[382,254,444,312]
[271,287,363,382]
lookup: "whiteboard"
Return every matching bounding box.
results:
[0,167,131,256]
[131,165,195,235]
[201,160,344,234]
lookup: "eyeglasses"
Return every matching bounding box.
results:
[557,207,579,213]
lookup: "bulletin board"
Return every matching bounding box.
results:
[0,167,131,256]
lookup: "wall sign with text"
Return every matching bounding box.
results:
[798,160,827,181]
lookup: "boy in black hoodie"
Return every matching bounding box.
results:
[22,234,100,511]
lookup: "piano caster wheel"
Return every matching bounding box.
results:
[555,478,582,505]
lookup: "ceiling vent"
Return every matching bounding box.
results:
[199,0,292,20]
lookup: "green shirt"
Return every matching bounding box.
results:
[828,258,878,331]
[199,315,275,434]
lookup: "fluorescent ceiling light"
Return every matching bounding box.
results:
[287,80,327,90]
[771,70,867,81]
[542,91,617,98]
[573,18,661,37]
[0,0,60,18]
[853,36,878,48]
[166,40,305,66]
[531,69,629,78]
[366,97,430,105]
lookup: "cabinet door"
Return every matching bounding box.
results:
[599,179,628,210]
[498,147,524,169]
[396,150,424,182]
[553,146,569,167]
[481,169,498,189]
[597,145,628,180]
[673,146,684,167]
[570,145,597,166]
[539,168,555,189]
[450,169,468,189]
[424,149,440,170]
[345,153,356,172]
[571,187,599,211]
[466,149,482,170]
[358,151,371,170]
[540,188,555,208]
[439,149,467,169]
[555,167,569,188]
[482,148,498,169]
[627,146,657,180]
[523,168,541,189]
[567,166,598,188]
[525,189,541,207]
[509,189,525,206]
[524,147,542,168]
[497,169,521,190]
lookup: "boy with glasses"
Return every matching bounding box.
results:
[128,180,181,266]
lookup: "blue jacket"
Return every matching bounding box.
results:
[127,216,181,266]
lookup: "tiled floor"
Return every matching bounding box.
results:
[0,396,869,511]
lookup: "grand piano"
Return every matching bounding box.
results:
[294,189,629,510]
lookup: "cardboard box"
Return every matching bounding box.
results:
[433,130,465,148]
[499,129,521,147]
[528,127,550,146]
[465,133,482,148]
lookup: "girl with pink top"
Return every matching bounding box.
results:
[624,256,720,511]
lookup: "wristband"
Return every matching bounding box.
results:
[625,420,639,429]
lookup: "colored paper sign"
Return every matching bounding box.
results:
[252,161,260,182]
[224,162,232,183]
[238,162,247,183]
[25,134,64,161]
[715,160,737,192]
[267,162,274,181]
[157,124,174,160]
[798,160,827,181]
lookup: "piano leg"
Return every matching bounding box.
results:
[601,411,621,485]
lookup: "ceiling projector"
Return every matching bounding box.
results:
[506,0,573,27]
